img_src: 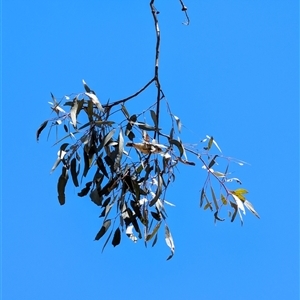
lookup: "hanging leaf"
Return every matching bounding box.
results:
[165,224,175,260]
[100,129,116,150]
[146,221,162,242]
[86,92,104,112]
[70,98,78,129]
[214,211,225,222]
[90,189,102,206]
[36,120,48,141]
[152,233,158,247]
[150,110,158,128]
[95,219,111,241]
[70,158,79,187]
[210,186,219,211]
[136,122,160,131]
[102,228,114,253]
[204,136,214,151]
[200,188,205,207]
[82,79,92,93]
[230,201,238,223]
[172,114,182,133]
[112,227,121,247]
[63,124,68,132]
[221,194,227,205]
[232,188,248,201]
[57,167,68,205]
[149,173,162,206]
[97,156,109,178]
[244,200,260,219]
[169,139,184,157]
[121,104,130,119]
[231,193,246,215]
[77,182,92,197]
[114,129,124,171]
[208,155,218,169]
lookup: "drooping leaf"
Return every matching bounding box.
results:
[204,136,214,151]
[82,79,92,93]
[244,200,260,218]
[210,186,219,211]
[221,194,227,205]
[200,188,205,207]
[36,120,48,141]
[230,201,238,223]
[57,167,68,205]
[136,122,160,132]
[208,155,218,169]
[146,221,162,242]
[152,233,158,247]
[169,139,184,157]
[70,98,78,129]
[70,158,79,187]
[102,228,114,253]
[150,110,158,128]
[63,124,68,132]
[97,156,109,178]
[100,129,116,150]
[177,157,195,166]
[204,202,213,210]
[77,181,92,197]
[114,129,124,171]
[214,211,225,222]
[90,188,102,206]
[231,193,246,215]
[86,92,104,112]
[112,227,121,247]
[121,104,130,119]
[165,224,175,260]
[95,219,111,241]
[172,114,182,133]
[151,211,161,221]
[149,173,162,207]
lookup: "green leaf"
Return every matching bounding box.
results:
[95,219,111,241]
[204,202,212,210]
[214,211,225,222]
[102,227,114,253]
[200,188,205,207]
[114,129,124,171]
[165,224,175,260]
[169,139,184,157]
[208,155,218,169]
[57,167,68,205]
[70,98,78,129]
[172,114,182,133]
[150,110,158,128]
[82,79,92,93]
[149,173,162,207]
[146,221,162,242]
[244,200,260,219]
[221,194,227,205]
[210,186,219,210]
[230,201,238,223]
[101,129,116,149]
[112,227,121,247]
[204,136,214,151]
[36,120,48,141]
[137,122,160,132]
[121,104,130,119]
[70,158,79,187]
[77,181,92,197]
[90,189,102,206]
[152,233,158,247]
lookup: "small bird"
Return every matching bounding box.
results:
[126,142,163,154]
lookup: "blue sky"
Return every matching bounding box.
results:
[2,1,299,299]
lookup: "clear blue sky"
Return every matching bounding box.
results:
[2,1,299,299]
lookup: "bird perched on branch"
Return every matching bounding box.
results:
[126,142,164,154]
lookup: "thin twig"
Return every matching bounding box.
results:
[178,0,190,25]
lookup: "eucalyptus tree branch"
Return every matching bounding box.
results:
[178,0,190,25]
